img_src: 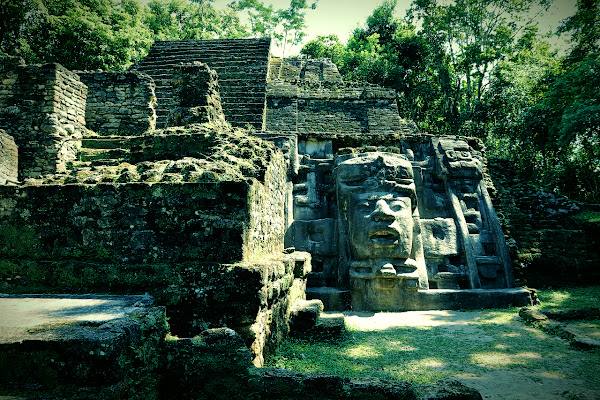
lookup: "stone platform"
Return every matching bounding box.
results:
[307,287,532,311]
[0,294,168,399]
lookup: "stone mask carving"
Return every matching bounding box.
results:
[337,153,417,263]
[347,191,413,259]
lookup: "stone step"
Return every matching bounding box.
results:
[476,256,502,280]
[142,45,268,55]
[432,271,468,289]
[69,160,93,168]
[288,299,346,339]
[0,294,167,397]
[78,147,129,162]
[476,255,501,265]
[138,51,268,60]
[305,287,351,311]
[81,136,130,150]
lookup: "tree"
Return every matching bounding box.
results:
[144,0,249,41]
[1,0,153,71]
[407,0,549,135]
[231,0,318,57]
[558,0,600,64]
[301,1,433,128]
[482,27,560,176]
[482,0,600,202]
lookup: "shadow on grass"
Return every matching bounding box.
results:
[268,308,600,392]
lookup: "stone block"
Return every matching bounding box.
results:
[0,129,18,185]
[0,294,167,398]
[292,218,337,255]
[421,218,459,257]
[289,299,324,333]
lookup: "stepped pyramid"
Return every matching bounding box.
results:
[133,38,271,130]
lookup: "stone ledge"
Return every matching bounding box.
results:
[351,288,533,312]
[0,294,168,398]
[519,306,600,351]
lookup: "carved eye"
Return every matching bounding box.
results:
[390,200,409,211]
[357,201,371,209]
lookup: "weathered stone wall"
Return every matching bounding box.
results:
[0,147,300,364]
[487,158,600,287]
[0,130,18,185]
[133,38,271,130]
[0,56,86,178]
[167,62,225,126]
[268,58,343,82]
[265,81,414,134]
[0,297,168,399]
[0,182,249,265]
[244,152,287,260]
[77,70,156,136]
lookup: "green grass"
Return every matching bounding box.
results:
[572,210,600,224]
[537,285,600,310]
[268,287,600,389]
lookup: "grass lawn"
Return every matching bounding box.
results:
[267,286,600,399]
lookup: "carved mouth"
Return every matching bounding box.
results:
[369,228,399,246]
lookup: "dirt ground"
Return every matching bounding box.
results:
[339,311,600,400]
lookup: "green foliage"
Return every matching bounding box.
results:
[558,0,600,64]
[0,0,317,68]
[573,211,600,224]
[0,0,154,70]
[144,0,249,41]
[232,0,318,57]
[0,226,39,258]
[406,0,549,135]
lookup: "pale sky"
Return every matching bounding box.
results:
[212,0,413,55]
[209,0,577,57]
[213,0,576,56]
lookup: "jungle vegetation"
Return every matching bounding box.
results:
[0,0,598,203]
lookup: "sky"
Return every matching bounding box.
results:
[209,0,578,57]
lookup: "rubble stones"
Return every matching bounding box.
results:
[0,129,17,185]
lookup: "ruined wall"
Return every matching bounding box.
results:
[488,158,600,287]
[244,152,288,260]
[0,182,249,266]
[167,62,225,127]
[77,71,156,136]
[133,38,271,130]
[268,58,343,82]
[265,81,414,134]
[0,146,300,364]
[0,56,86,178]
[0,130,18,185]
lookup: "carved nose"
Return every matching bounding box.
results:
[371,200,395,221]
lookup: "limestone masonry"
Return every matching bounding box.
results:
[0,38,530,399]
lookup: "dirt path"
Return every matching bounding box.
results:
[337,310,600,400]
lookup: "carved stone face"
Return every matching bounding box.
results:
[337,152,416,261]
[348,191,413,259]
[438,138,483,178]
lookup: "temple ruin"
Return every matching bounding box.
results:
[0,38,530,398]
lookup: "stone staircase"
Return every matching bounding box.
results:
[132,38,271,130]
[76,137,131,166]
[68,136,132,175]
